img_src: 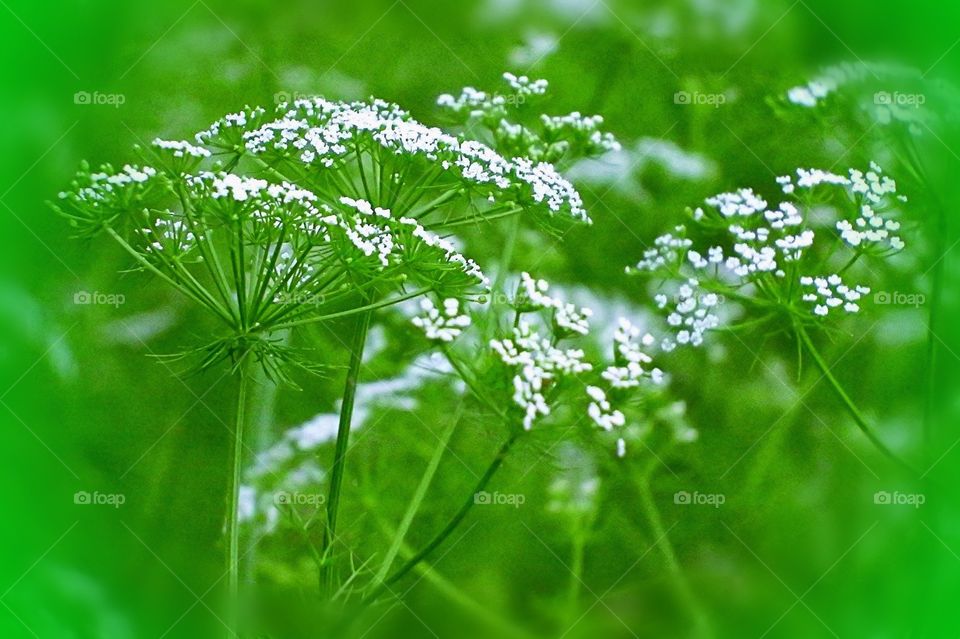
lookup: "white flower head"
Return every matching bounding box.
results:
[412,298,472,342]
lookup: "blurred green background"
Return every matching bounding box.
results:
[1,0,959,637]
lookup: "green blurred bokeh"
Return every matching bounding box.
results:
[1,0,958,637]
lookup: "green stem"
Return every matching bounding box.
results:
[269,287,430,332]
[903,134,946,465]
[242,332,286,583]
[635,476,713,639]
[796,325,919,476]
[321,308,373,593]
[429,206,524,230]
[564,529,586,624]
[105,228,233,326]
[365,433,520,603]
[225,357,250,638]
[373,405,464,585]
[364,499,536,639]
[406,188,462,219]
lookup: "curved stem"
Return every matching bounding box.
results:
[796,325,919,476]
[364,432,520,603]
[225,357,250,638]
[321,308,373,592]
[374,404,464,585]
[635,476,713,639]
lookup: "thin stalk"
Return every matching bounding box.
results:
[635,475,713,639]
[485,214,521,341]
[177,185,238,324]
[904,134,947,465]
[242,331,287,583]
[270,287,430,332]
[406,188,462,219]
[373,404,464,585]
[796,324,919,476]
[564,528,587,624]
[225,356,250,638]
[363,500,536,639]
[105,228,234,326]
[321,308,373,592]
[365,432,520,602]
[442,349,508,421]
[429,206,523,230]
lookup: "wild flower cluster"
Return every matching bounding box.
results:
[203,94,592,223]
[781,61,957,135]
[53,74,612,376]
[438,72,620,165]
[631,163,908,351]
[411,272,674,457]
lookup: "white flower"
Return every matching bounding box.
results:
[152,138,211,158]
[491,321,592,430]
[655,279,721,351]
[585,385,625,431]
[631,226,692,272]
[232,96,591,222]
[515,273,593,335]
[800,274,869,317]
[412,298,471,342]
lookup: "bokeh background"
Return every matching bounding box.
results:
[2,0,959,637]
